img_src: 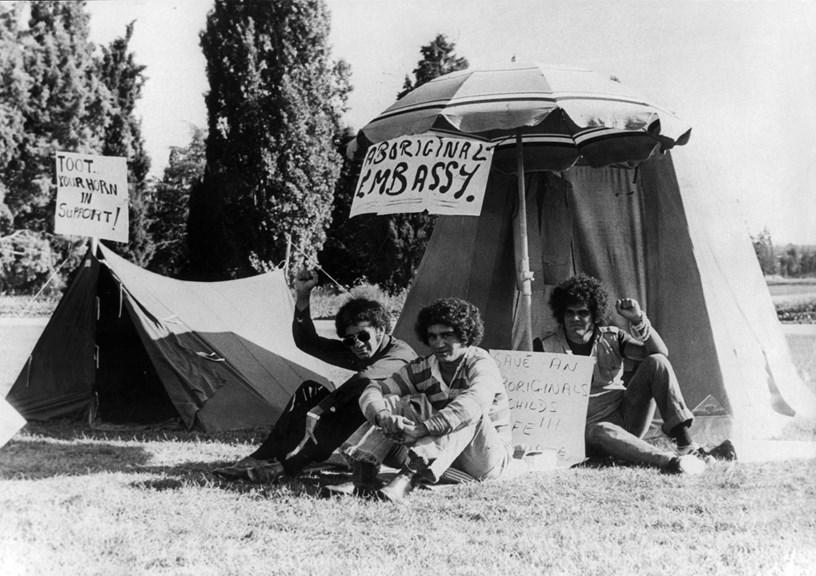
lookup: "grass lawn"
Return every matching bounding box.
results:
[2,289,816,575]
[1,423,815,576]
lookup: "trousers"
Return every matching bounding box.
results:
[341,394,513,483]
[250,379,367,474]
[585,354,694,468]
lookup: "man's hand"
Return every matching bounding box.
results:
[400,422,429,446]
[285,413,319,460]
[377,412,414,438]
[294,269,319,311]
[615,298,643,323]
[294,269,319,297]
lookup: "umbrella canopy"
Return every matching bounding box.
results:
[349,61,691,171]
[348,61,692,349]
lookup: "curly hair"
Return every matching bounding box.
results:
[414,297,484,347]
[334,298,390,337]
[548,274,609,326]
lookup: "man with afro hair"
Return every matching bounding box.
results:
[214,269,416,483]
[536,274,734,474]
[338,297,514,501]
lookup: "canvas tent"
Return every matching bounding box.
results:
[6,244,336,432]
[393,149,816,451]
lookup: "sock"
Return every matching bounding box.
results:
[670,423,693,449]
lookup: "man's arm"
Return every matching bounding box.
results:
[421,352,501,436]
[291,269,357,370]
[356,367,421,437]
[616,298,669,360]
[359,363,419,423]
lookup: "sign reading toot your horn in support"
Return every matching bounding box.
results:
[350,135,495,217]
[54,152,129,243]
[490,350,595,468]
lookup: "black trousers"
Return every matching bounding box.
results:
[249,379,368,475]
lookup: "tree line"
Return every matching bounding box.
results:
[752,228,816,278]
[10,2,799,296]
[0,0,468,296]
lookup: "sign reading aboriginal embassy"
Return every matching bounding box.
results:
[54,151,129,243]
[350,135,495,217]
[490,350,595,468]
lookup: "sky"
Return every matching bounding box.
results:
[83,0,816,245]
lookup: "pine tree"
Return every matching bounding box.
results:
[317,126,373,288]
[0,4,27,239]
[148,126,206,277]
[98,21,153,265]
[189,0,351,279]
[0,1,110,293]
[365,34,469,291]
[398,34,469,98]
[0,4,27,193]
[9,1,111,230]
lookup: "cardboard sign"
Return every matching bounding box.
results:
[0,396,26,449]
[350,135,494,217]
[490,350,595,468]
[54,152,129,243]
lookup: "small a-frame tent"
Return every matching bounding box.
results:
[6,244,334,432]
[394,149,816,452]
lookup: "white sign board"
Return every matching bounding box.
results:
[350,135,494,217]
[0,396,26,449]
[54,151,129,243]
[490,350,595,468]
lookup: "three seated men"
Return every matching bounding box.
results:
[217,271,732,498]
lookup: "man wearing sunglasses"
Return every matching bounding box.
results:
[214,269,416,483]
[535,274,735,474]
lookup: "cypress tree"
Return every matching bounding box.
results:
[189,0,350,279]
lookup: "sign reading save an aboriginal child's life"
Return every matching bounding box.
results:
[350,135,495,217]
[0,396,26,449]
[54,152,129,243]
[490,350,596,468]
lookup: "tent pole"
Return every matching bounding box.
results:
[515,130,533,350]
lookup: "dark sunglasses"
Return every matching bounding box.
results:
[565,308,591,319]
[342,331,372,347]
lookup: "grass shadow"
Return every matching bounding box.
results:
[0,433,328,495]
[19,420,270,445]
[13,422,366,496]
[0,438,153,479]
[126,461,356,497]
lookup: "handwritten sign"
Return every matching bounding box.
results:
[350,135,494,217]
[490,350,595,468]
[0,396,26,449]
[54,152,129,243]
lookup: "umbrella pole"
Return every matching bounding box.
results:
[514,130,534,350]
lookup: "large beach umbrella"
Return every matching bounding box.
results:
[348,61,691,348]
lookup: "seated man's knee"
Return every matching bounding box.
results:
[586,421,621,444]
[642,353,671,372]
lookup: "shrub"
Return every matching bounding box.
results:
[303,281,407,327]
[776,300,816,324]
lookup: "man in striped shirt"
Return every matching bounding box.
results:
[340,297,514,501]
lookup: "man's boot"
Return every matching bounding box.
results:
[323,460,380,497]
[377,469,420,502]
[352,460,381,497]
